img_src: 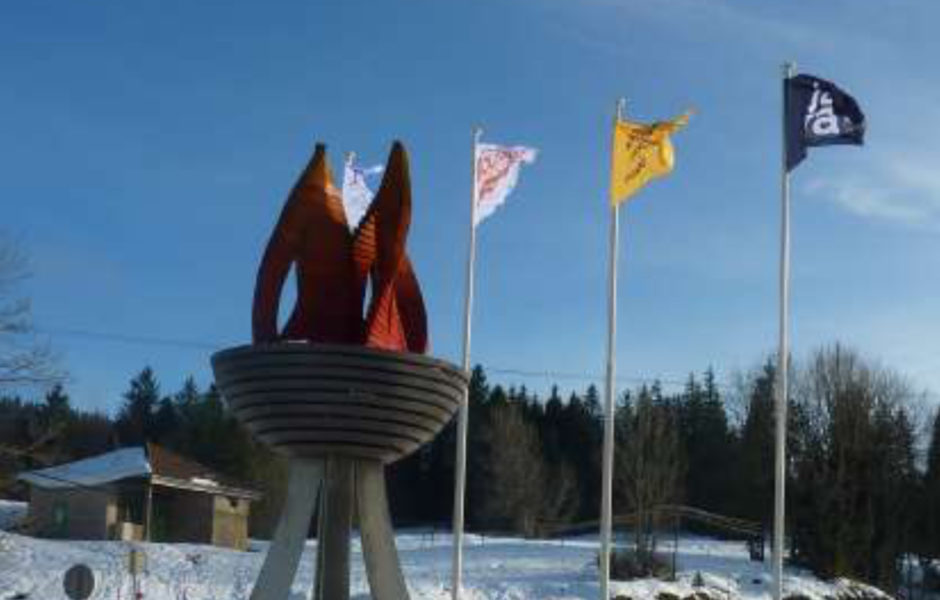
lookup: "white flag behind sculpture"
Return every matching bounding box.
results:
[453,133,537,600]
[473,143,538,226]
[342,153,384,230]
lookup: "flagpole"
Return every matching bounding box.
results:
[773,61,795,600]
[452,126,482,600]
[599,98,625,600]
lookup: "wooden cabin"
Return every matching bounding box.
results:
[18,444,260,550]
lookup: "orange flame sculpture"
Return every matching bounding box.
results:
[252,141,428,354]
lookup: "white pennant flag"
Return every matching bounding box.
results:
[342,153,384,230]
[474,143,537,226]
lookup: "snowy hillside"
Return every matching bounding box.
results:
[0,505,891,600]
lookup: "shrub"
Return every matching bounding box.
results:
[602,548,673,581]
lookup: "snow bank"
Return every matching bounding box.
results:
[0,529,892,599]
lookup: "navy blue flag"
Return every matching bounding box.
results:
[786,74,866,171]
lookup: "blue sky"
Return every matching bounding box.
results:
[2,0,939,413]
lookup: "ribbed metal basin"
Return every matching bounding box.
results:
[211,343,467,464]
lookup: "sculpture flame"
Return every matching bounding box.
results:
[252,141,428,354]
[212,139,465,600]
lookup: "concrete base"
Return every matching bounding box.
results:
[212,345,468,600]
[249,457,410,600]
[315,457,354,600]
[357,460,409,600]
[250,460,323,600]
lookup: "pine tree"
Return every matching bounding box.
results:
[32,384,72,462]
[559,388,602,521]
[175,376,201,410]
[686,368,733,513]
[62,410,113,460]
[584,384,602,420]
[464,365,492,529]
[489,384,508,408]
[152,397,179,443]
[41,384,70,428]
[737,361,775,523]
[541,385,564,465]
[115,367,161,445]
[921,409,940,560]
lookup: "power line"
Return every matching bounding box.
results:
[485,366,714,390]
[35,327,940,401]
[38,326,734,392]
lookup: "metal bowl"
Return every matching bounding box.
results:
[211,343,467,464]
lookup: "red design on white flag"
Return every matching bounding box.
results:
[474,143,537,226]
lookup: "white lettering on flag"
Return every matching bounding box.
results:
[805,83,840,136]
[342,154,384,230]
[474,143,537,227]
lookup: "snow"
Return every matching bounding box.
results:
[0,523,893,599]
[17,447,150,489]
[0,500,26,531]
[190,477,218,487]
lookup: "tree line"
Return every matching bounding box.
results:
[0,345,938,592]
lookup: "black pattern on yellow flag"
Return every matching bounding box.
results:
[609,112,690,206]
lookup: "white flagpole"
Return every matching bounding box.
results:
[599,98,625,600]
[772,61,795,600]
[452,126,482,600]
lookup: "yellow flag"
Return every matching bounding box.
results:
[609,112,690,205]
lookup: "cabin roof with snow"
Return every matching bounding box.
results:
[18,443,260,500]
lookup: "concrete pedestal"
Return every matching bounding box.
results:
[212,344,466,600]
[250,457,408,600]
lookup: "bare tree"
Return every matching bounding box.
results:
[477,403,546,536]
[0,237,63,390]
[615,385,683,562]
[540,459,579,531]
[790,345,922,589]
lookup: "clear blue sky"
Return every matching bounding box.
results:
[2,0,939,413]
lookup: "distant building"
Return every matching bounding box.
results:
[18,444,260,550]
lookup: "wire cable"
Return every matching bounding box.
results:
[36,326,729,391]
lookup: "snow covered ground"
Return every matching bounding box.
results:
[0,500,26,532]
[0,500,890,599]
